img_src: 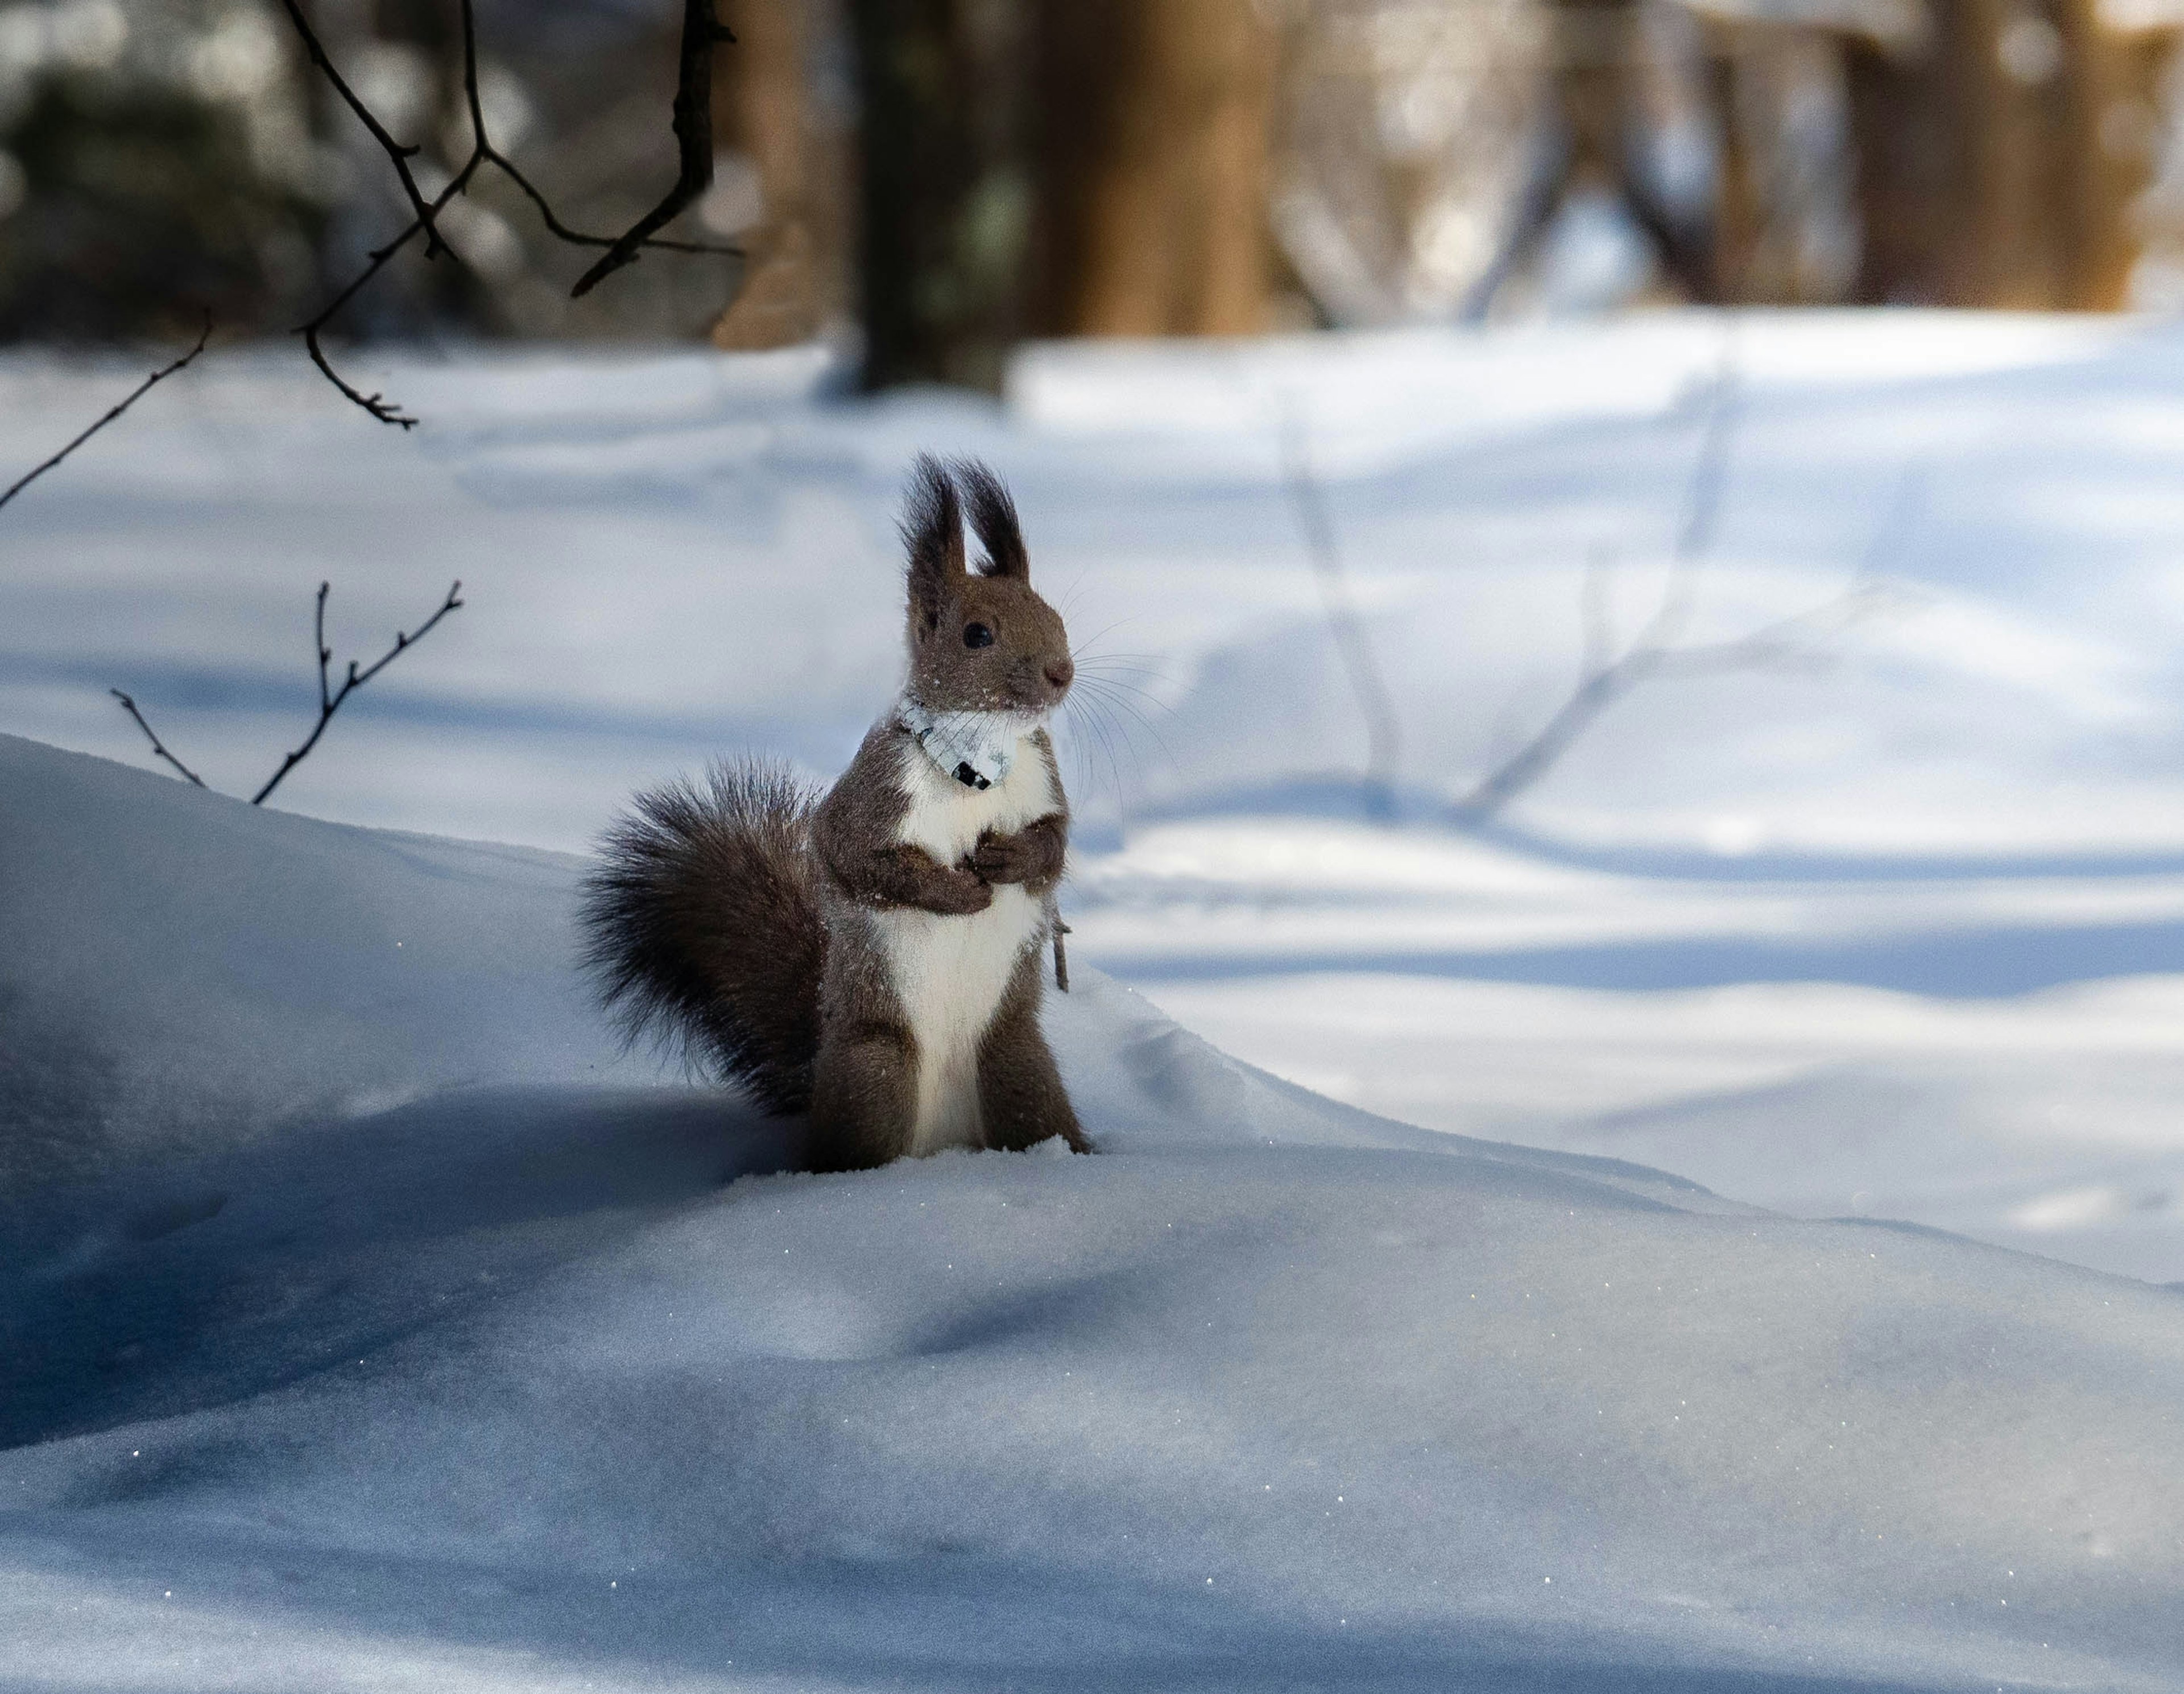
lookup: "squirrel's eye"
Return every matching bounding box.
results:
[963,622,994,649]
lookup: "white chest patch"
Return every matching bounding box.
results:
[878,728,1059,1156]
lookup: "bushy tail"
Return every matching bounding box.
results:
[579,760,826,1115]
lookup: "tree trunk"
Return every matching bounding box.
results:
[710,0,853,350]
[1844,0,2166,308]
[2055,1,2168,308]
[845,0,1028,390]
[1027,0,1277,338]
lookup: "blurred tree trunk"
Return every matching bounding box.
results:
[710,0,853,349]
[1841,21,1965,303]
[1027,0,1279,337]
[1702,22,1762,299]
[2055,1,2170,309]
[1844,0,2169,307]
[845,0,1028,391]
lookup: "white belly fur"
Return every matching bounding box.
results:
[877,733,1057,1155]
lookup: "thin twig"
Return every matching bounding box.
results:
[1280,406,1403,819]
[252,580,464,804]
[1635,335,1744,656]
[1450,644,1647,825]
[1647,465,1922,677]
[275,0,448,255]
[571,0,736,296]
[0,320,211,514]
[485,148,723,257]
[1671,345,1742,557]
[300,214,440,427]
[282,0,741,427]
[109,691,208,788]
[109,580,464,801]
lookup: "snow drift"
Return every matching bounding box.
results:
[4,733,2183,1692]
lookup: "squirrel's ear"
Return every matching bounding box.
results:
[901,455,965,634]
[957,460,1028,581]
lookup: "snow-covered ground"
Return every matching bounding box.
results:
[6,732,2184,1692]
[8,314,2184,1685]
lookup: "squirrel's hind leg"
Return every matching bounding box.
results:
[809,1022,919,1171]
[978,952,1090,1155]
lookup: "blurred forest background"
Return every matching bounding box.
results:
[8,0,2184,392]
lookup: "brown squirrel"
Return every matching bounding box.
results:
[580,457,1090,1171]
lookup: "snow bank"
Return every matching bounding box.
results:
[0,733,624,1192]
[5,736,2183,1692]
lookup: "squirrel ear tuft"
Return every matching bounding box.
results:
[957,460,1028,581]
[901,455,966,633]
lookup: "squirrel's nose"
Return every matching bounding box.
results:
[1044,656,1074,692]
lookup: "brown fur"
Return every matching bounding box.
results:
[579,761,826,1115]
[974,810,1066,891]
[979,945,1087,1152]
[806,904,923,1172]
[580,457,1085,1171]
[902,457,1074,714]
[813,721,992,916]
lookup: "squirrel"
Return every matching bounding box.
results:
[580,456,1090,1172]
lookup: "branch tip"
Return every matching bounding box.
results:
[110,689,208,788]
[0,317,213,514]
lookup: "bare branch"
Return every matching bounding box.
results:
[1451,660,1639,825]
[0,320,211,515]
[315,580,333,712]
[1648,465,1923,679]
[274,0,449,257]
[485,149,725,257]
[109,691,208,789]
[453,2,727,262]
[252,580,464,804]
[1280,407,1402,819]
[106,580,464,803]
[570,0,736,298]
[1672,342,1743,563]
[280,0,742,427]
[293,150,478,431]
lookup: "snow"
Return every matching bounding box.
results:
[6,732,2184,1691]
[9,312,2184,1685]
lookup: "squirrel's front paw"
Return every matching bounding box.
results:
[931,867,995,914]
[974,825,1061,886]
[971,831,1032,885]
